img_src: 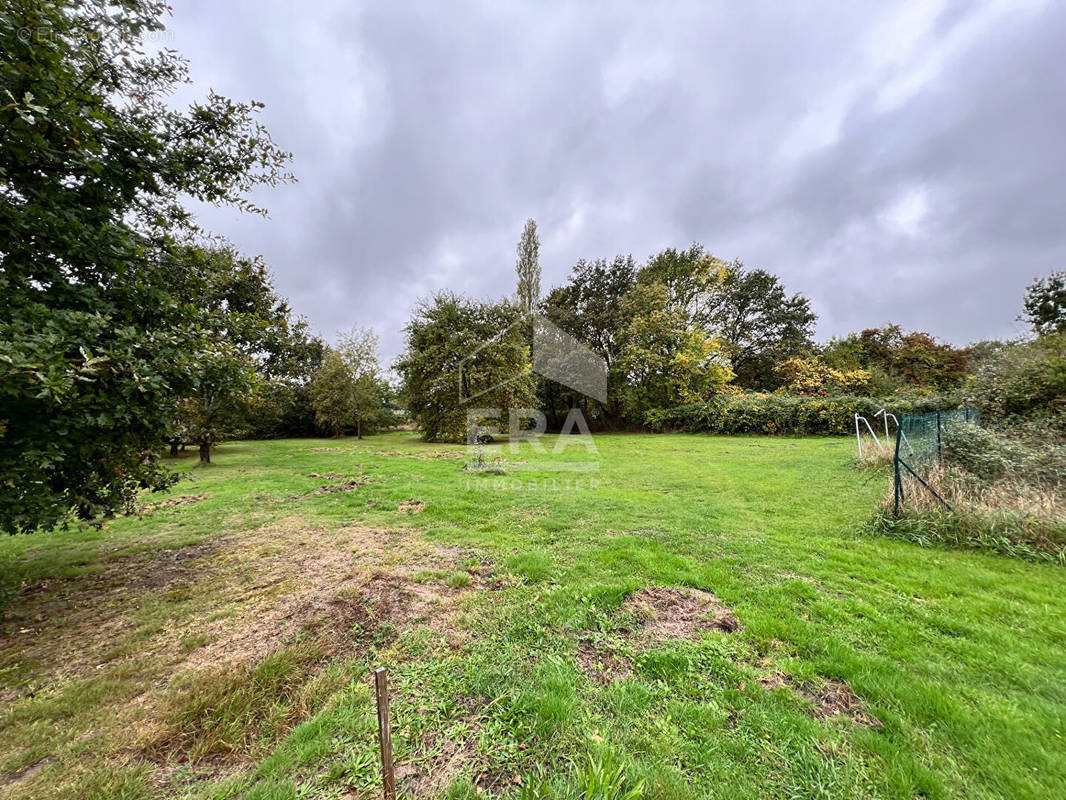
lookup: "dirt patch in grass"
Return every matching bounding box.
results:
[147,571,460,764]
[576,640,633,683]
[181,528,469,671]
[375,450,464,460]
[290,475,373,499]
[0,537,229,703]
[398,731,482,799]
[0,514,496,795]
[759,672,881,727]
[621,586,741,642]
[398,498,426,514]
[137,493,209,513]
[126,540,222,591]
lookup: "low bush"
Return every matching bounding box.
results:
[942,421,1066,487]
[969,333,1066,429]
[645,393,959,436]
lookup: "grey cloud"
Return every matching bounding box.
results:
[168,0,1064,360]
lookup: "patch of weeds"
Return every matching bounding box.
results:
[447,571,472,589]
[150,642,327,762]
[579,753,645,800]
[516,753,645,800]
[412,569,447,583]
[635,649,694,685]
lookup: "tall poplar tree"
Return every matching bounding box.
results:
[515,219,541,314]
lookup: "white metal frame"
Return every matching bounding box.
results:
[854,413,885,458]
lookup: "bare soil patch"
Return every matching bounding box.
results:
[290,475,373,499]
[138,493,209,513]
[398,498,426,514]
[759,672,881,727]
[397,731,482,798]
[124,540,222,591]
[621,586,741,642]
[375,449,464,460]
[576,640,633,683]
[181,527,472,671]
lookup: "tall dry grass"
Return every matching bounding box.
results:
[871,462,1066,565]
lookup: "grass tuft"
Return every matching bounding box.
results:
[150,642,327,762]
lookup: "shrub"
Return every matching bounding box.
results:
[969,333,1066,429]
[645,394,959,436]
[942,421,1066,487]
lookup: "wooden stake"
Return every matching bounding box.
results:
[374,667,396,800]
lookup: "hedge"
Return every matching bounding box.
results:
[644,393,961,436]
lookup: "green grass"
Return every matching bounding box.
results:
[1,432,1064,799]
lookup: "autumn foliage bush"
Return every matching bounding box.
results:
[644,393,958,436]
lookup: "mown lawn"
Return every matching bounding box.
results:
[0,432,1063,800]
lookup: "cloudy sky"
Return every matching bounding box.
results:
[166,0,1064,360]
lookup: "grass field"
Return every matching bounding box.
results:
[1,432,1064,800]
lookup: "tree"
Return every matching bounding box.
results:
[823,325,970,393]
[309,330,391,440]
[167,244,321,463]
[308,350,356,438]
[1022,271,1066,336]
[616,283,733,422]
[542,255,637,374]
[540,255,637,422]
[175,346,260,465]
[638,245,816,391]
[395,293,535,442]
[638,244,732,330]
[337,327,389,439]
[0,1,292,531]
[709,266,816,390]
[515,219,541,315]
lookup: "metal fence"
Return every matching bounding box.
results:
[893,410,979,516]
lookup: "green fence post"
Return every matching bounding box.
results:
[893,420,903,518]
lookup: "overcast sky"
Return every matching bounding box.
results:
[166,0,1064,360]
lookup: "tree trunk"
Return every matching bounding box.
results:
[357,417,363,440]
[169,439,179,457]
[199,442,211,465]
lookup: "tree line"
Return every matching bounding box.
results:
[394,221,1003,441]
